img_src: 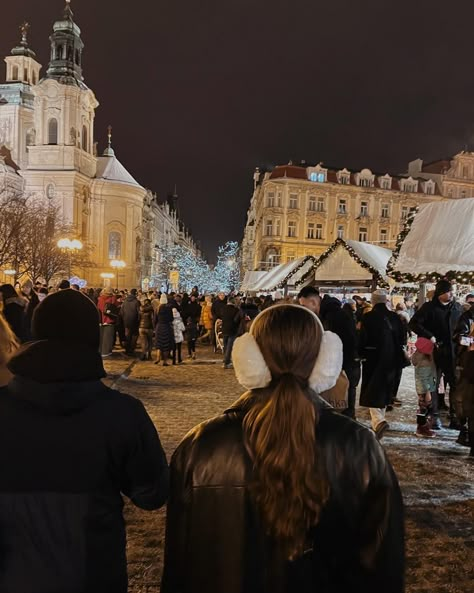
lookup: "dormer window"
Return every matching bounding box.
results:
[401,177,418,193]
[337,169,350,185]
[423,180,435,195]
[308,165,327,183]
[379,174,392,190]
[356,169,375,188]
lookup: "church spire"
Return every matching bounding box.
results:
[11,22,37,59]
[45,0,85,87]
[103,125,115,157]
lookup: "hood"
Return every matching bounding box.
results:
[125,295,137,302]
[5,297,27,308]
[319,295,342,320]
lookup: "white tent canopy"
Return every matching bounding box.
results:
[245,256,315,292]
[391,199,474,275]
[346,240,392,279]
[240,271,267,292]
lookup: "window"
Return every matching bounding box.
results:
[266,192,275,207]
[401,206,409,220]
[337,225,344,239]
[425,183,434,195]
[463,165,469,178]
[287,251,296,263]
[308,195,316,211]
[56,45,63,60]
[338,199,347,214]
[46,184,55,200]
[276,192,282,207]
[307,223,315,239]
[359,177,373,187]
[23,68,28,82]
[461,190,466,199]
[82,125,88,152]
[289,194,298,209]
[275,219,281,236]
[310,172,326,183]
[48,118,58,145]
[380,177,391,190]
[266,248,280,268]
[359,227,368,242]
[265,219,273,236]
[32,71,37,85]
[381,204,389,218]
[108,231,122,259]
[315,224,323,240]
[339,175,349,185]
[288,221,297,237]
[380,229,388,244]
[317,197,325,212]
[75,49,81,66]
[12,65,18,80]
[360,201,368,216]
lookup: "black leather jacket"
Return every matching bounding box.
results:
[162,394,404,593]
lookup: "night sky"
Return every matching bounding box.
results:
[2,0,474,260]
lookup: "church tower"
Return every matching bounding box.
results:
[0,23,41,170]
[22,0,99,227]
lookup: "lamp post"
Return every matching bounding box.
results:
[57,238,83,279]
[110,260,126,290]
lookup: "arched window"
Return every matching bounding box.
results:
[12,66,18,80]
[32,71,37,85]
[23,68,28,82]
[56,45,63,60]
[48,118,58,145]
[75,49,81,66]
[135,237,142,262]
[82,125,88,152]
[108,232,122,259]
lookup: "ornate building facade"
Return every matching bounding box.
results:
[242,161,448,272]
[0,2,199,288]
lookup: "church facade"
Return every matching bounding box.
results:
[0,2,199,288]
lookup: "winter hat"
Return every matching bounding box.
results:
[160,294,168,305]
[371,289,388,305]
[32,289,100,349]
[415,337,434,355]
[434,279,453,297]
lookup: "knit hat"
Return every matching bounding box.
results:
[415,337,434,355]
[371,289,388,305]
[32,289,100,349]
[160,293,168,305]
[434,279,453,297]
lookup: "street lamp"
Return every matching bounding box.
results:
[110,260,126,290]
[57,238,83,278]
[100,272,115,288]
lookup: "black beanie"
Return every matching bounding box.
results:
[32,289,100,349]
[434,279,453,297]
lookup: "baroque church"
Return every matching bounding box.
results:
[0,1,198,288]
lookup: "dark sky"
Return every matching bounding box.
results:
[2,0,474,260]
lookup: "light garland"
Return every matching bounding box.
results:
[272,255,316,290]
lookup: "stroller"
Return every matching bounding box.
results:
[214,319,224,354]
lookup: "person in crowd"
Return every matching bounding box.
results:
[211,292,227,351]
[461,293,474,312]
[139,299,154,361]
[221,296,244,369]
[260,294,275,310]
[0,314,19,388]
[396,302,410,326]
[20,280,40,341]
[154,294,175,366]
[97,287,119,357]
[455,324,474,456]
[185,315,199,360]
[241,296,260,321]
[412,337,437,438]
[162,304,404,593]
[409,280,463,430]
[115,292,127,349]
[319,294,359,419]
[191,286,199,298]
[359,289,406,439]
[120,288,141,356]
[297,285,321,315]
[182,294,201,326]
[342,298,357,320]
[37,287,48,303]
[58,279,70,290]
[172,308,185,365]
[0,284,27,342]
[0,289,168,593]
[199,295,214,343]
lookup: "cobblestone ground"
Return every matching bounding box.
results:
[104,346,474,593]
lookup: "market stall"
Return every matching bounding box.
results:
[244,255,316,293]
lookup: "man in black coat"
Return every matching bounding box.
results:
[359,290,406,439]
[409,280,463,428]
[319,295,359,419]
[221,297,243,369]
[0,289,168,593]
[120,288,141,355]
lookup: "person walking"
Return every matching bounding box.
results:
[139,299,154,361]
[455,324,474,456]
[154,294,175,366]
[97,287,119,357]
[162,304,404,593]
[409,279,463,429]
[359,290,406,439]
[0,289,168,593]
[412,337,437,438]
[221,297,244,369]
[199,295,214,343]
[211,292,227,351]
[172,308,185,365]
[120,288,141,356]
[185,315,199,360]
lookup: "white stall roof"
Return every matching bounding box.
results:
[391,199,474,275]
[240,271,267,292]
[346,240,392,278]
[249,256,315,292]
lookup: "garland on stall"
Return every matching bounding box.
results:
[387,207,474,285]
[294,238,390,289]
[272,255,316,290]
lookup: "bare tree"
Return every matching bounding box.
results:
[0,187,30,276]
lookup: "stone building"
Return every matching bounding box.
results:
[0,2,200,288]
[242,162,445,272]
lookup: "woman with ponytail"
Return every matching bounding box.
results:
[162,304,404,593]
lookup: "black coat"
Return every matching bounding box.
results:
[319,296,357,373]
[155,304,175,351]
[2,298,27,341]
[359,304,406,408]
[1,340,169,593]
[120,295,141,330]
[162,394,404,593]
[182,301,202,323]
[211,298,227,321]
[221,304,243,336]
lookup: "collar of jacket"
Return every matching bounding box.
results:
[7,339,106,384]
[224,389,332,416]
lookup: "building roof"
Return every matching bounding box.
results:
[247,256,316,292]
[95,155,143,189]
[421,159,452,174]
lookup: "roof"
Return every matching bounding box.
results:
[95,155,143,189]
[421,159,452,174]
[240,271,267,292]
[266,163,440,195]
[247,256,316,292]
[389,199,474,282]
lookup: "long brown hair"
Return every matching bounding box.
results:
[243,305,330,559]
